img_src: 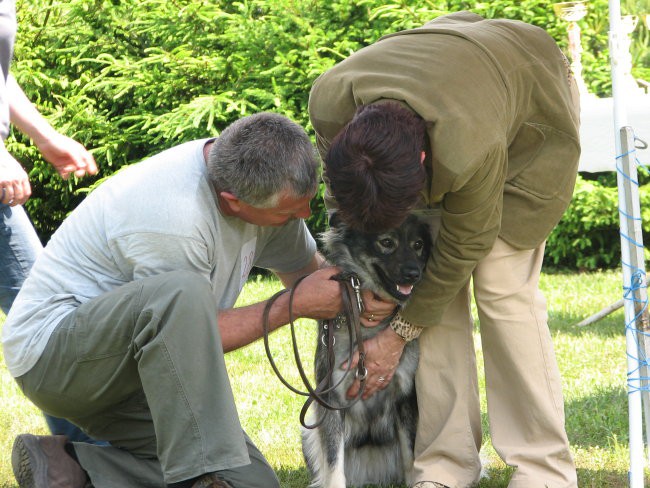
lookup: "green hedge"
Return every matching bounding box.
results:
[9,0,650,270]
[546,174,650,270]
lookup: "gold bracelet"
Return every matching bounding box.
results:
[389,312,424,342]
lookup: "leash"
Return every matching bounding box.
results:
[262,273,368,429]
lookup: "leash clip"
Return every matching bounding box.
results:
[349,275,364,314]
[355,352,368,381]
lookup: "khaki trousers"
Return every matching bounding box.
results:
[413,238,577,488]
[16,270,279,488]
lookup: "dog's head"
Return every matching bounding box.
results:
[320,213,432,303]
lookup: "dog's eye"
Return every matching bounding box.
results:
[413,240,424,251]
[379,238,395,249]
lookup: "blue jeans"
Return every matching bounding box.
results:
[1,204,107,445]
[0,204,41,314]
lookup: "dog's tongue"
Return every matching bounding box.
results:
[397,284,414,295]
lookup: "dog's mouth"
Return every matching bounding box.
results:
[397,283,415,295]
[372,264,418,302]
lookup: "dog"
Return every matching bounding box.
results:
[301,212,432,488]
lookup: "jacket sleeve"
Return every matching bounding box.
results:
[401,145,507,326]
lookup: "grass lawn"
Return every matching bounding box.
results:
[1,269,649,487]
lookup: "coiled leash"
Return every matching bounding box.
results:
[262,273,368,429]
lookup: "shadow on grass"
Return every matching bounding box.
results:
[276,466,310,488]
[274,449,642,488]
[276,466,410,488]
[276,465,639,487]
[549,310,626,337]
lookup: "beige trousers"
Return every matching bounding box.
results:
[412,238,577,488]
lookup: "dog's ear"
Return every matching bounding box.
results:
[422,224,433,259]
[328,210,342,230]
[418,219,434,260]
[408,214,434,259]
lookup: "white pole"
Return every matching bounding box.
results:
[608,1,628,129]
[609,1,646,486]
[617,127,647,488]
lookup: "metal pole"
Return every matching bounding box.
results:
[575,298,624,327]
[610,1,647,486]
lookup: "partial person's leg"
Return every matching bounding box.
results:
[215,433,279,488]
[473,238,577,488]
[71,432,277,488]
[0,204,41,313]
[44,415,109,446]
[17,270,259,487]
[412,281,483,488]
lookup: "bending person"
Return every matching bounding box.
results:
[309,11,580,488]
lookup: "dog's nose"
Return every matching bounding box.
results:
[401,266,421,283]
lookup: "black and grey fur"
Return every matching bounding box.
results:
[301,213,432,488]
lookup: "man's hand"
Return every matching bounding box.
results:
[0,149,31,206]
[218,265,346,353]
[290,266,345,320]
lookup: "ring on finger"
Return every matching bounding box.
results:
[368,314,375,321]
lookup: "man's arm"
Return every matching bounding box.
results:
[275,252,325,288]
[217,262,342,352]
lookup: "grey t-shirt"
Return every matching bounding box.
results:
[2,138,317,377]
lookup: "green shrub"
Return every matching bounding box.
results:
[9,0,649,269]
[12,0,384,239]
[545,174,650,270]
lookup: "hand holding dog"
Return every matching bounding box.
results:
[343,326,406,399]
[360,290,398,327]
[291,266,347,320]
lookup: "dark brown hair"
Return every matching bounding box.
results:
[324,102,427,233]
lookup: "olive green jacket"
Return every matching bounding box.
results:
[309,11,580,327]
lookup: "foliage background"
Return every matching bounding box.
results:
[9,0,650,269]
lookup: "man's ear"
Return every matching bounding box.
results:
[220,191,242,212]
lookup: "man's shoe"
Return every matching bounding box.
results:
[192,473,233,488]
[12,434,88,488]
[412,482,451,488]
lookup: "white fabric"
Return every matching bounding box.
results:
[578,93,650,173]
[2,138,316,377]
